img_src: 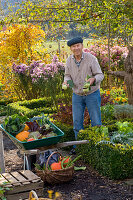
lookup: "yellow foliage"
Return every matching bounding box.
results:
[0,24,46,101]
[0,24,45,63]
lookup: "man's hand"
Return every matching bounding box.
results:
[62,81,69,90]
[86,77,96,86]
[62,81,69,87]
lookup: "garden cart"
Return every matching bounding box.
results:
[0,117,89,171]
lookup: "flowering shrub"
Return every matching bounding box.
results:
[107,86,127,104]
[30,55,64,82]
[84,44,128,71]
[12,55,65,103]
[110,46,128,70]
[12,63,30,74]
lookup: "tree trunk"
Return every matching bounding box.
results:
[125,73,133,104]
[124,46,133,105]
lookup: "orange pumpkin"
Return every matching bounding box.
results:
[16,131,30,141]
[51,162,62,170]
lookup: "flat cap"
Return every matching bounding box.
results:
[67,37,83,47]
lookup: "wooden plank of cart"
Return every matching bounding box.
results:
[0,121,89,172]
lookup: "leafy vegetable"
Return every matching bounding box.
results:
[4,113,58,142]
[115,121,133,134]
[32,113,50,126]
[34,163,46,170]
[96,121,133,146]
[83,75,96,92]
[28,131,41,140]
[4,116,25,136]
[39,125,54,135]
[110,132,133,146]
[95,126,109,137]
[26,120,40,132]
[67,80,74,88]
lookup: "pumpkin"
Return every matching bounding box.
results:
[16,131,30,141]
[51,162,62,170]
[23,124,30,131]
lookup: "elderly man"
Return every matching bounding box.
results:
[63,37,104,153]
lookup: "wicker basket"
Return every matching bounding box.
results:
[45,151,74,184]
[28,190,51,200]
[35,168,46,183]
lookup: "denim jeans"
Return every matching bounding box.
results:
[72,89,102,140]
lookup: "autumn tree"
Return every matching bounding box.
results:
[0,23,45,100]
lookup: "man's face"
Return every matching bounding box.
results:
[70,43,83,57]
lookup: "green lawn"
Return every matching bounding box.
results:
[38,38,100,56]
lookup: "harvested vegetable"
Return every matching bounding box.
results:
[66,155,82,168]
[28,131,41,140]
[16,131,30,141]
[83,78,91,92]
[62,84,67,90]
[67,80,74,88]
[3,116,25,136]
[27,138,35,142]
[26,120,40,132]
[50,154,81,171]
[4,114,59,143]
[60,156,72,168]
[83,75,96,93]
[51,162,62,170]
[23,124,30,131]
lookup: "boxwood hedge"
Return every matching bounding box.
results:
[77,126,133,180]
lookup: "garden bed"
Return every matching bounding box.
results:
[3,132,133,200]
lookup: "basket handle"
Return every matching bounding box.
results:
[29,190,39,200]
[46,151,62,170]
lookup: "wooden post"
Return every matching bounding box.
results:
[0,131,5,173]
[58,39,60,57]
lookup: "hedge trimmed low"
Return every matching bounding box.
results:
[7,97,57,118]
[50,119,75,144]
[77,126,133,180]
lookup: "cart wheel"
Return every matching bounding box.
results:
[24,154,37,170]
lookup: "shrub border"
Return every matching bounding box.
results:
[7,97,56,118]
